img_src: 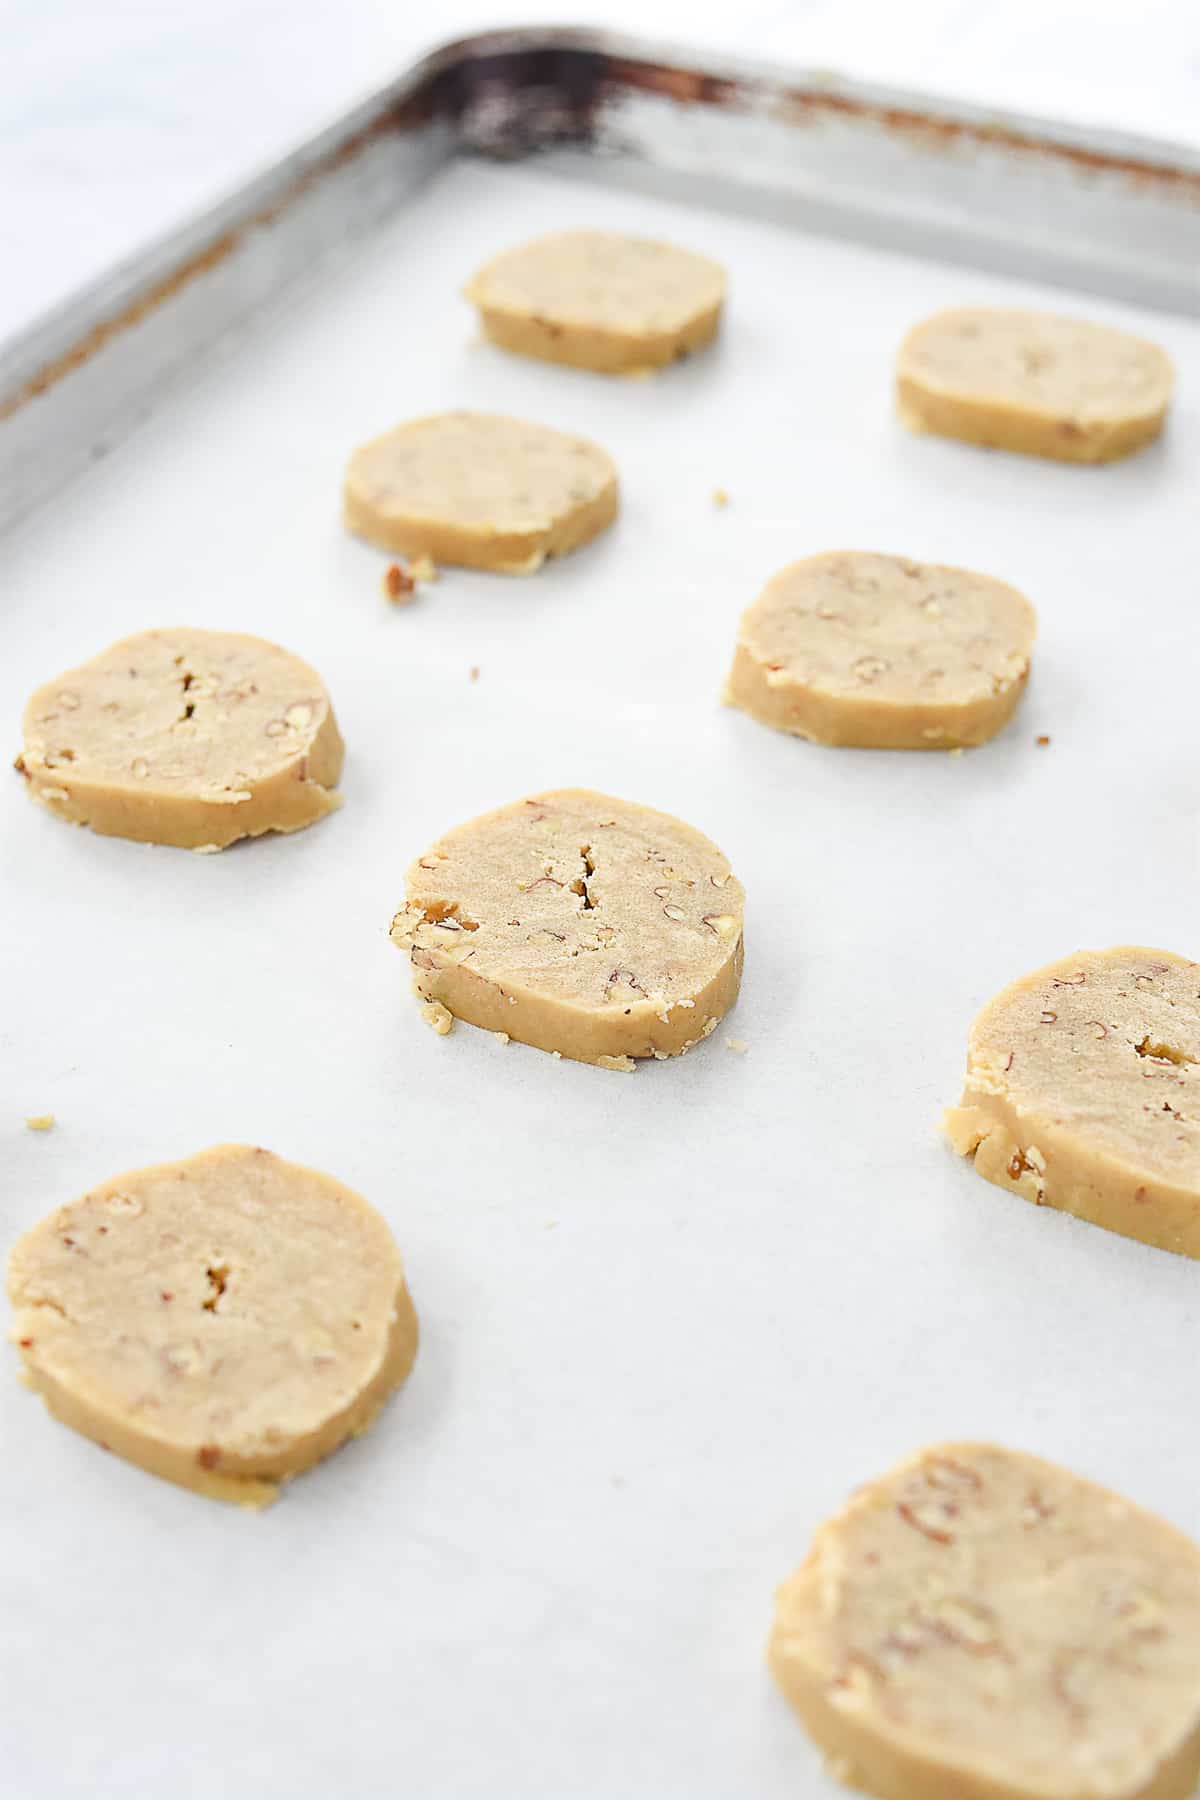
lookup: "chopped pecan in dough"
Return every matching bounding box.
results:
[726,551,1035,750]
[7,1145,417,1507]
[944,947,1200,1256]
[771,1441,1200,1800]
[897,307,1173,464]
[391,788,744,1068]
[16,628,343,850]
[464,230,725,374]
[345,410,617,574]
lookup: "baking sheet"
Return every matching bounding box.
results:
[2,153,1198,1800]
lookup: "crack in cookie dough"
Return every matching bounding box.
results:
[391,788,744,1067]
[896,307,1174,464]
[944,947,1200,1256]
[344,410,618,574]
[15,628,343,849]
[6,1145,418,1507]
[770,1442,1200,1800]
[464,230,726,374]
[726,552,1036,749]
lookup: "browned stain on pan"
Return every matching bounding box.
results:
[603,53,1200,201]
[4,36,1197,426]
[0,79,444,426]
[776,84,1200,199]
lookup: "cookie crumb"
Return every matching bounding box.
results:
[420,999,454,1037]
[712,487,730,508]
[492,1031,510,1045]
[597,1054,636,1073]
[544,1218,559,1231]
[726,1039,748,1054]
[1036,734,1051,747]
[410,554,439,583]
[383,563,417,604]
[25,1114,55,1132]
[469,666,480,683]
[949,746,965,758]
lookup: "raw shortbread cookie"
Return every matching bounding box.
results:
[725,552,1036,749]
[944,947,1200,1257]
[897,306,1174,464]
[7,1145,417,1507]
[390,788,744,1067]
[16,627,343,850]
[344,410,618,574]
[769,1442,1200,1800]
[464,230,726,373]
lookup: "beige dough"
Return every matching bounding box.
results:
[7,1144,417,1507]
[344,410,618,573]
[390,787,744,1067]
[944,947,1200,1258]
[725,552,1036,749]
[896,307,1173,464]
[463,230,726,373]
[15,627,343,850]
[769,1442,1200,1800]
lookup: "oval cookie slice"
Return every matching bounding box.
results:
[945,946,1200,1257]
[390,787,744,1067]
[769,1442,1200,1800]
[344,410,618,574]
[15,627,343,850]
[7,1145,418,1506]
[464,230,726,374]
[897,306,1173,464]
[726,551,1035,749]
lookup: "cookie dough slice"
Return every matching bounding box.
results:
[390,788,744,1067]
[769,1442,1200,1800]
[464,230,726,373]
[344,410,618,573]
[944,947,1200,1257]
[725,552,1035,749]
[897,306,1174,464]
[15,627,343,850]
[7,1145,418,1507]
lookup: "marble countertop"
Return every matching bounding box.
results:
[3,0,1198,342]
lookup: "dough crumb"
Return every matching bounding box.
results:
[192,843,222,853]
[1036,734,1051,746]
[949,746,965,758]
[597,1054,636,1073]
[383,563,417,604]
[726,1039,748,1054]
[712,487,730,508]
[410,554,439,583]
[420,1000,454,1037]
[25,1113,55,1131]
[492,1031,510,1045]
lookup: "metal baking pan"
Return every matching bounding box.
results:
[3,27,1198,1800]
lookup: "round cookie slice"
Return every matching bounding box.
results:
[7,1145,418,1507]
[390,787,744,1068]
[896,306,1174,464]
[463,230,726,374]
[725,551,1036,749]
[769,1442,1200,1800]
[944,946,1200,1258]
[344,410,618,574]
[16,627,344,850]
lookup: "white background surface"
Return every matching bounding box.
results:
[3,0,1200,340]
[1,147,1198,1797]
